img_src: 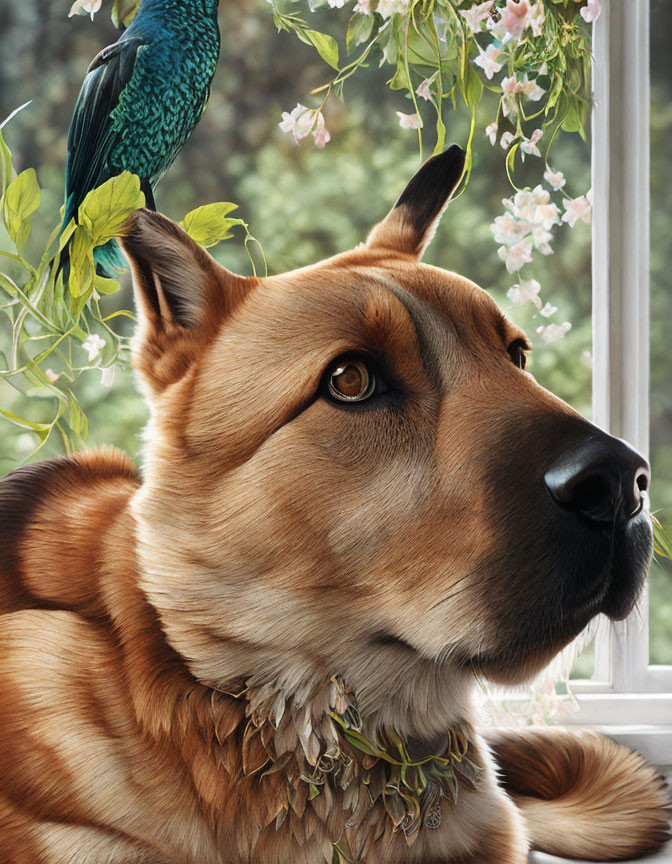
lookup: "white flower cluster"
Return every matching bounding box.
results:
[376,0,409,17]
[461,0,599,44]
[491,168,593,343]
[80,334,116,386]
[493,184,560,274]
[68,0,102,19]
[279,104,331,149]
[467,1,598,155]
[460,0,546,41]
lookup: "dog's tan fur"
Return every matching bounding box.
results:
[0,148,669,862]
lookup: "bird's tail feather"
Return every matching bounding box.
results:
[56,238,127,286]
[93,239,127,278]
[486,727,670,860]
[56,243,71,284]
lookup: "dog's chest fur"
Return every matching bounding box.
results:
[0,451,524,864]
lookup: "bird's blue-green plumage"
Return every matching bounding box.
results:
[62,0,221,275]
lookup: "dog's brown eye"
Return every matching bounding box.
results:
[508,340,527,370]
[328,360,375,402]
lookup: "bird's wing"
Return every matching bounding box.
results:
[64,36,145,226]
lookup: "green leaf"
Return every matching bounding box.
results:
[180,202,242,248]
[460,62,483,110]
[0,131,12,198]
[93,273,121,295]
[389,56,411,91]
[0,101,32,132]
[0,271,18,298]
[304,29,339,70]
[560,100,582,134]
[432,113,446,156]
[346,13,374,54]
[332,845,349,864]
[653,517,672,560]
[78,171,145,247]
[111,0,139,28]
[69,287,92,319]
[58,219,77,254]
[545,76,564,114]
[0,406,52,434]
[3,168,41,252]
[406,29,438,66]
[68,226,95,299]
[67,390,89,442]
[505,141,520,185]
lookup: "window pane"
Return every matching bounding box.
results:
[650,0,672,666]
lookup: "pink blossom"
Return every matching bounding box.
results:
[416,72,438,103]
[396,111,423,129]
[562,194,592,228]
[485,121,498,146]
[496,186,560,260]
[473,43,503,80]
[535,200,559,226]
[507,278,542,310]
[536,322,572,343]
[312,126,331,149]
[520,128,543,160]
[353,0,371,12]
[543,164,566,191]
[501,0,530,41]
[539,302,558,318]
[279,104,312,144]
[510,186,559,230]
[491,212,526,245]
[69,0,101,19]
[327,0,346,7]
[580,0,600,23]
[501,75,522,117]
[502,98,518,119]
[501,76,521,98]
[500,131,515,149]
[527,2,545,36]
[502,73,545,103]
[486,15,509,41]
[519,74,545,100]
[459,1,494,34]
[377,0,409,18]
[532,225,554,255]
[280,105,329,148]
[498,238,534,273]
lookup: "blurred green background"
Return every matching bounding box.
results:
[0,0,669,667]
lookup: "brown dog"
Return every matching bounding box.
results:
[0,146,669,863]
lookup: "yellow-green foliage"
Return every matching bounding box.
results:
[0,114,246,460]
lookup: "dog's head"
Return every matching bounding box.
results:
[120,146,652,720]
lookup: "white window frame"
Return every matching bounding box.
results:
[561,0,672,765]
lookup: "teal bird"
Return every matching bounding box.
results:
[62,0,220,276]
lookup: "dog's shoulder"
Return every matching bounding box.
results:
[0,448,140,614]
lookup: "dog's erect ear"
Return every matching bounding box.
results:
[119,209,251,390]
[120,209,249,334]
[367,145,466,258]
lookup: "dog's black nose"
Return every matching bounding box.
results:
[544,436,650,526]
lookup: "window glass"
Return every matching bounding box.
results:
[649,0,672,666]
